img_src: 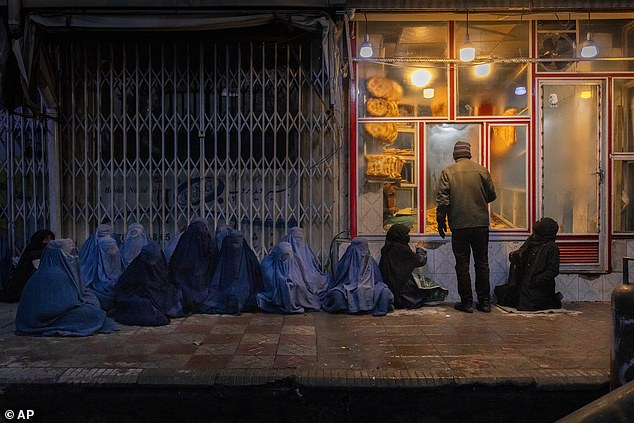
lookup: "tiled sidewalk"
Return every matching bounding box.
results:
[0,302,610,388]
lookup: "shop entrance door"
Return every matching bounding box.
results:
[538,80,606,271]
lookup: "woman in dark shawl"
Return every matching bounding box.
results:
[168,218,217,314]
[496,217,562,311]
[114,242,183,326]
[121,223,151,267]
[257,241,321,314]
[201,230,262,314]
[15,239,118,336]
[281,227,330,298]
[379,224,444,309]
[1,229,54,303]
[322,237,394,316]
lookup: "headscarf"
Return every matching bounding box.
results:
[15,239,118,336]
[322,237,393,315]
[86,236,124,310]
[114,241,183,326]
[79,224,114,284]
[168,218,217,313]
[201,230,262,314]
[121,223,150,266]
[281,227,330,296]
[257,241,320,314]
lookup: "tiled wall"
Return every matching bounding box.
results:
[340,239,634,303]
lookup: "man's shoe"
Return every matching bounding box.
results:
[476,303,491,313]
[454,302,474,313]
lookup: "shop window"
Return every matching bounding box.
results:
[455,21,529,117]
[424,123,480,234]
[490,125,528,230]
[357,122,418,234]
[614,160,634,232]
[357,21,449,118]
[614,79,634,153]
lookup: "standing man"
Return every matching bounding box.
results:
[436,141,496,313]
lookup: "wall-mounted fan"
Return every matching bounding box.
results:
[539,33,575,71]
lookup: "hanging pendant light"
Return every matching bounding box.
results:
[460,10,475,62]
[580,11,598,59]
[359,13,373,58]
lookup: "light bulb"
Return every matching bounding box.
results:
[514,86,527,96]
[580,33,598,58]
[423,88,435,99]
[359,39,373,58]
[460,39,475,62]
[411,69,431,87]
[474,63,490,77]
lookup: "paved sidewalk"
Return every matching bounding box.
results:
[0,302,610,389]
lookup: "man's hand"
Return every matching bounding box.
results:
[437,221,446,238]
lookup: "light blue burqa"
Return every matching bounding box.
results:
[121,223,151,267]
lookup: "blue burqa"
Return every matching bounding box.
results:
[257,242,321,314]
[121,223,151,267]
[281,227,330,297]
[114,242,183,326]
[168,219,217,313]
[201,231,262,314]
[79,224,114,284]
[321,238,394,316]
[85,236,124,311]
[163,232,182,264]
[215,224,233,252]
[15,239,118,336]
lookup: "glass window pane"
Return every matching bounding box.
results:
[455,21,529,117]
[542,84,599,234]
[490,125,527,229]
[357,122,418,234]
[357,21,449,118]
[537,21,577,72]
[576,20,634,72]
[424,123,480,233]
[614,160,634,232]
[614,79,634,153]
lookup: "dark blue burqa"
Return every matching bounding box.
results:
[168,219,217,313]
[84,236,124,311]
[121,223,151,267]
[164,232,182,265]
[322,238,394,316]
[215,224,233,252]
[15,239,118,336]
[201,231,262,314]
[281,227,330,298]
[114,242,183,326]
[80,224,115,285]
[257,241,321,314]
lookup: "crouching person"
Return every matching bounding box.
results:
[495,217,562,311]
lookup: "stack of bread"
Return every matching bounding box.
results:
[364,76,403,144]
[365,153,404,180]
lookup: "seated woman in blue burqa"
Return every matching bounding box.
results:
[121,223,151,267]
[257,241,321,314]
[79,224,124,310]
[15,239,117,336]
[113,242,183,326]
[200,229,262,315]
[168,218,217,314]
[321,237,394,316]
[495,217,562,311]
[379,224,448,309]
[281,227,330,299]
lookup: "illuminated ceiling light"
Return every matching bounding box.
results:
[411,69,431,87]
[460,10,475,62]
[474,63,491,77]
[580,90,592,99]
[514,86,527,96]
[359,13,373,58]
[580,11,598,59]
[423,88,435,99]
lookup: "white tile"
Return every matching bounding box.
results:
[435,245,456,274]
[611,240,627,272]
[602,273,622,302]
[490,272,509,288]
[556,274,579,302]
[488,242,509,274]
[578,276,602,301]
[627,240,634,259]
[505,240,525,255]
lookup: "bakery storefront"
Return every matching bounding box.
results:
[350,11,634,301]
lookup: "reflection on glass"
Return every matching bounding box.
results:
[614,79,634,153]
[424,123,480,233]
[614,160,634,232]
[542,84,599,234]
[357,122,419,234]
[490,125,527,229]
[357,21,449,118]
